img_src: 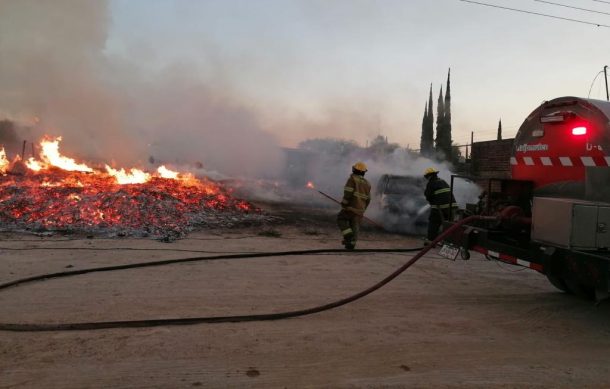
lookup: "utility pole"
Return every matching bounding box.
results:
[604,65,610,101]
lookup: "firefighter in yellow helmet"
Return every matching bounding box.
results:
[337,162,371,250]
[423,167,458,242]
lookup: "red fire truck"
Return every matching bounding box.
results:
[443,96,610,301]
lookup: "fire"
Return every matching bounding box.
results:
[41,180,61,187]
[0,134,260,239]
[21,137,203,186]
[68,193,81,201]
[0,147,8,174]
[105,165,151,185]
[157,165,179,179]
[306,181,315,189]
[39,137,93,172]
[25,157,44,171]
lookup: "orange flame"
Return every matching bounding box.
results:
[25,157,44,171]
[41,180,61,187]
[178,172,201,187]
[306,181,315,189]
[3,135,226,189]
[68,193,81,201]
[0,148,8,174]
[105,165,151,185]
[0,133,258,238]
[39,137,93,172]
[157,165,179,179]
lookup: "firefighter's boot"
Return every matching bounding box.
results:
[423,238,437,248]
[342,231,355,250]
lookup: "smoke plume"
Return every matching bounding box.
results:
[0,0,283,177]
[0,1,481,238]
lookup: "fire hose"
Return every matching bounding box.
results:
[314,189,385,229]
[0,216,494,332]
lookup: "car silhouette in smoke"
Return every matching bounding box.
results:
[375,174,430,235]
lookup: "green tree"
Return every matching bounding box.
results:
[420,102,428,152]
[443,69,453,160]
[497,119,502,140]
[435,85,445,155]
[435,69,453,161]
[419,84,434,157]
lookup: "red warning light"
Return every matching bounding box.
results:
[571,126,587,136]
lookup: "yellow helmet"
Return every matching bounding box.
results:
[423,167,439,177]
[353,161,368,172]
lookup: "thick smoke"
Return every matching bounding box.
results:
[0,0,283,177]
[0,1,129,159]
[116,67,284,178]
[233,135,481,234]
[0,1,480,237]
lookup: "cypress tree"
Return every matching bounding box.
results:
[427,84,434,147]
[420,84,434,156]
[434,69,453,161]
[435,85,445,156]
[420,102,429,155]
[497,119,502,140]
[442,68,453,159]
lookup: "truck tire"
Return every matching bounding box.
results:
[563,278,595,300]
[546,274,570,294]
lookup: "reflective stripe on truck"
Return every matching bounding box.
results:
[472,245,544,272]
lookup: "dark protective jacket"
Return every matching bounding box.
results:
[341,174,371,216]
[424,175,458,210]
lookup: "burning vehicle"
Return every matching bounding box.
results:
[375,174,429,234]
[0,136,267,240]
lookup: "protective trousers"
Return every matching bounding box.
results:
[427,208,451,241]
[337,209,362,249]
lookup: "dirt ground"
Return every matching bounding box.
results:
[1,203,610,388]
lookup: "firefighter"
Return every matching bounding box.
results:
[423,167,458,243]
[338,161,371,250]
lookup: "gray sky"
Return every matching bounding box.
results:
[1,0,608,159]
[105,0,610,148]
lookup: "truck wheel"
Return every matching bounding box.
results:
[546,274,570,294]
[563,278,595,300]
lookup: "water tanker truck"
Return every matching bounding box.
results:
[443,96,610,301]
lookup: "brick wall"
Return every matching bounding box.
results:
[471,138,514,178]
